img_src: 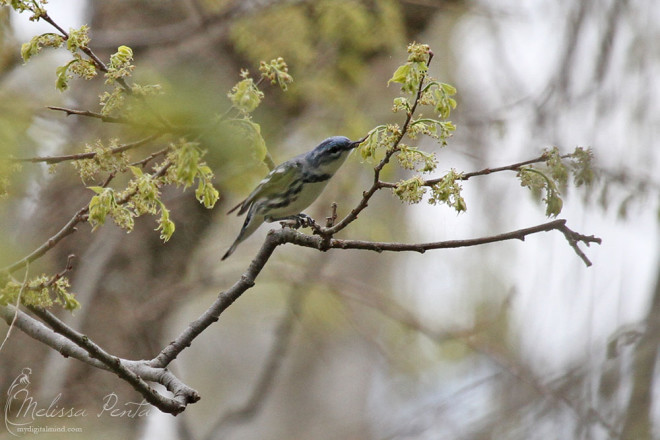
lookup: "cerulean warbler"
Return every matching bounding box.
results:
[222,136,361,260]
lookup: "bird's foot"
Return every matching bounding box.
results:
[295,213,317,228]
[276,213,318,230]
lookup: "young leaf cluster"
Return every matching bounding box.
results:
[88,186,132,231]
[72,139,130,183]
[105,45,134,84]
[259,57,294,91]
[129,166,175,242]
[21,32,63,62]
[408,118,456,146]
[0,274,80,311]
[393,176,425,204]
[223,61,293,170]
[85,140,220,242]
[227,70,264,114]
[388,42,431,93]
[367,42,460,208]
[1,0,47,22]
[20,23,97,91]
[87,171,170,241]
[518,147,594,217]
[167,141,220,209]
[359,124,401,162]
[428,169,467,212]
[396,145,436,172]
[393,169,467,213]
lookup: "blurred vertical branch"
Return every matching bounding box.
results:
[620,242,660,439]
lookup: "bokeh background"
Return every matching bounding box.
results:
[0,0,658,439]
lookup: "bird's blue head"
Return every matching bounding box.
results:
[307,136,360,168]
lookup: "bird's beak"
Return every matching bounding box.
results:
[351,135,368,148]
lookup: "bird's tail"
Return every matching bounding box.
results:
[222,208,260,260]
[221,239,240,260]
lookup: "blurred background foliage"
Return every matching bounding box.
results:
[0,0,659,439]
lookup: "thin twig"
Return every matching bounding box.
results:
[558,223,601,266]
[46,106,128,123]
[46,106,180,132]
[12,134,160,164]
[2,206,88,275]
[378,153,573,189]
[2,157,173,275]
[132,146,171,168]
[46,254,75,286]
[324,51,435,236]
[40,11,177,131]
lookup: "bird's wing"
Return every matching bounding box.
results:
[227,160,301,216]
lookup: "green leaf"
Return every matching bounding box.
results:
[87,187,115,230]
[441,83,457,95]
[20,33,64,63]
[20,39,38,62]
[128,166,144,177]
[55,64,70,91]
[195,180,220,209]
[105,45,134,84]
[109,45,133,68]
[156,202,175,242]
[87,186,106,194]
[518,167,563,217]
[388,64,411,86]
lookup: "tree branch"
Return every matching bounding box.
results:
[2,205,88,274]
[39,11,177,131]
[151,231,282,368]
[0,304,106,368]
[378,153,573,189]
[457,153,572,182]
[26,305,198,414]
[12,134,160,164]
[0,304,200,414]
[46,106,128,124]
[46,106,186,132]
[153,217,599,383]
[3,151,176,276]
[286,218,601,267]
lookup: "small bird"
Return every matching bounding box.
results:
[222,136,361,260]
